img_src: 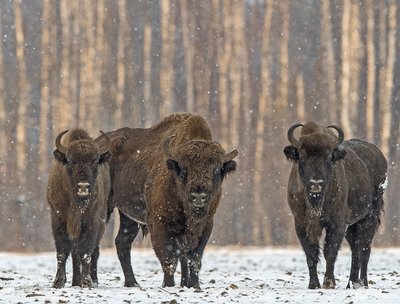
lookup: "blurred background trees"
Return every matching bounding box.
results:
[1,0,399,251]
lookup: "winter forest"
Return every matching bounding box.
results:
[1,0,400,252]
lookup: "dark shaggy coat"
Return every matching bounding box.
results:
[98,113,237,289]
[284,122,387,289]
[47,129,111,288]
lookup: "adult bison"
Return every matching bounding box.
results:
[283,122,387,289]
[98,113,237,289]
[47,129,111,288]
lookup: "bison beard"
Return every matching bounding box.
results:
[100,113,237,289]
[284,122,387,289]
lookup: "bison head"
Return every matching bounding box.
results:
[164,137,237,216]
[53,130,111,202]
[283,122,346,210]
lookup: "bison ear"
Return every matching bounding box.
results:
[284,145,299,161]
[53,149,67,164]
[99,151,112,163]
[332,147,346,162]
[222,160,237,176]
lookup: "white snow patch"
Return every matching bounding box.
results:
[0,247,399,303]
[380,175,389,191]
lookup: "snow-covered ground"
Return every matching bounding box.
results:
[0,246,399,303]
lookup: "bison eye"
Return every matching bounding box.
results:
[179,167,187,179]
[213,168,221,177]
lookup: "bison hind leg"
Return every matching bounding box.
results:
[115,211,142,287]
[345,224,361,288]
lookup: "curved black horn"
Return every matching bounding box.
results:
[224,149,238,162]
[98,131,111,155]
[55,130,69,155]
[163,136,176,159]
[327,125,344,145]
[287,123,303,147]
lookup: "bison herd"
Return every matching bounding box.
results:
[46,112,387,290]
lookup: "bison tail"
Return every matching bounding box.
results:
[140,224,149,239]
[372,192,385,229]
[106,190,115,224]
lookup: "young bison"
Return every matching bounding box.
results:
[97,113,237,289]
[47,129,111,288]
[284,122,387,289]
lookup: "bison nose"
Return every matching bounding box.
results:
[77,182,90,196]
[309,179,323,193]
[190,192,209,208]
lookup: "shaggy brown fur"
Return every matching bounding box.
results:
[97,113,237,289]
[47,129,111,288]
[284,122,387,289]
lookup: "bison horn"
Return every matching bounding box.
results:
[287,123,303,147]
[327,125,344,145]
[224,149,238,162]
[98,131,111,155]
[163,136,176,159]
[55,130,69,155]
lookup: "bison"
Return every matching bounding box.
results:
[46,129,111,288]
[283,122,387,289]
[98,113,237,289]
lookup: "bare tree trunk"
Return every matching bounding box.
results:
[189,0,212,116]
[20,0,45,251]
[340,0,352,137]
[373,3,385,145]
[170,0,187,112]
[380,2,396,157]
[320,0,337,123]
[148,0,162,124]
[384,1,400,245]
[123,0,145,126]
[366,0,376,142]
[252,0,273,245]
[356,0,368,138]
[0,0,23,250]
[101,0,119,130]
[207,0,221,138]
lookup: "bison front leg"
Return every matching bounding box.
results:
[180,254,189,288]
[115,211,141,287]
[152,234,178,287]
[71,251,81,286]
[90,245,100,286]
[295,225,321,289]
[52,223,71,288]
[323,226,345,289]
[186,223,212,290]
[75,225,103,288]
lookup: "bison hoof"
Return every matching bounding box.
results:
[322,278,336,289]
[347,280,364,289]
[52,276,66,289]
[192,284,201,291]
[124,281,140,288]
[162,280,175,288]
[308,280,321,289]
[81,276,94,288]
